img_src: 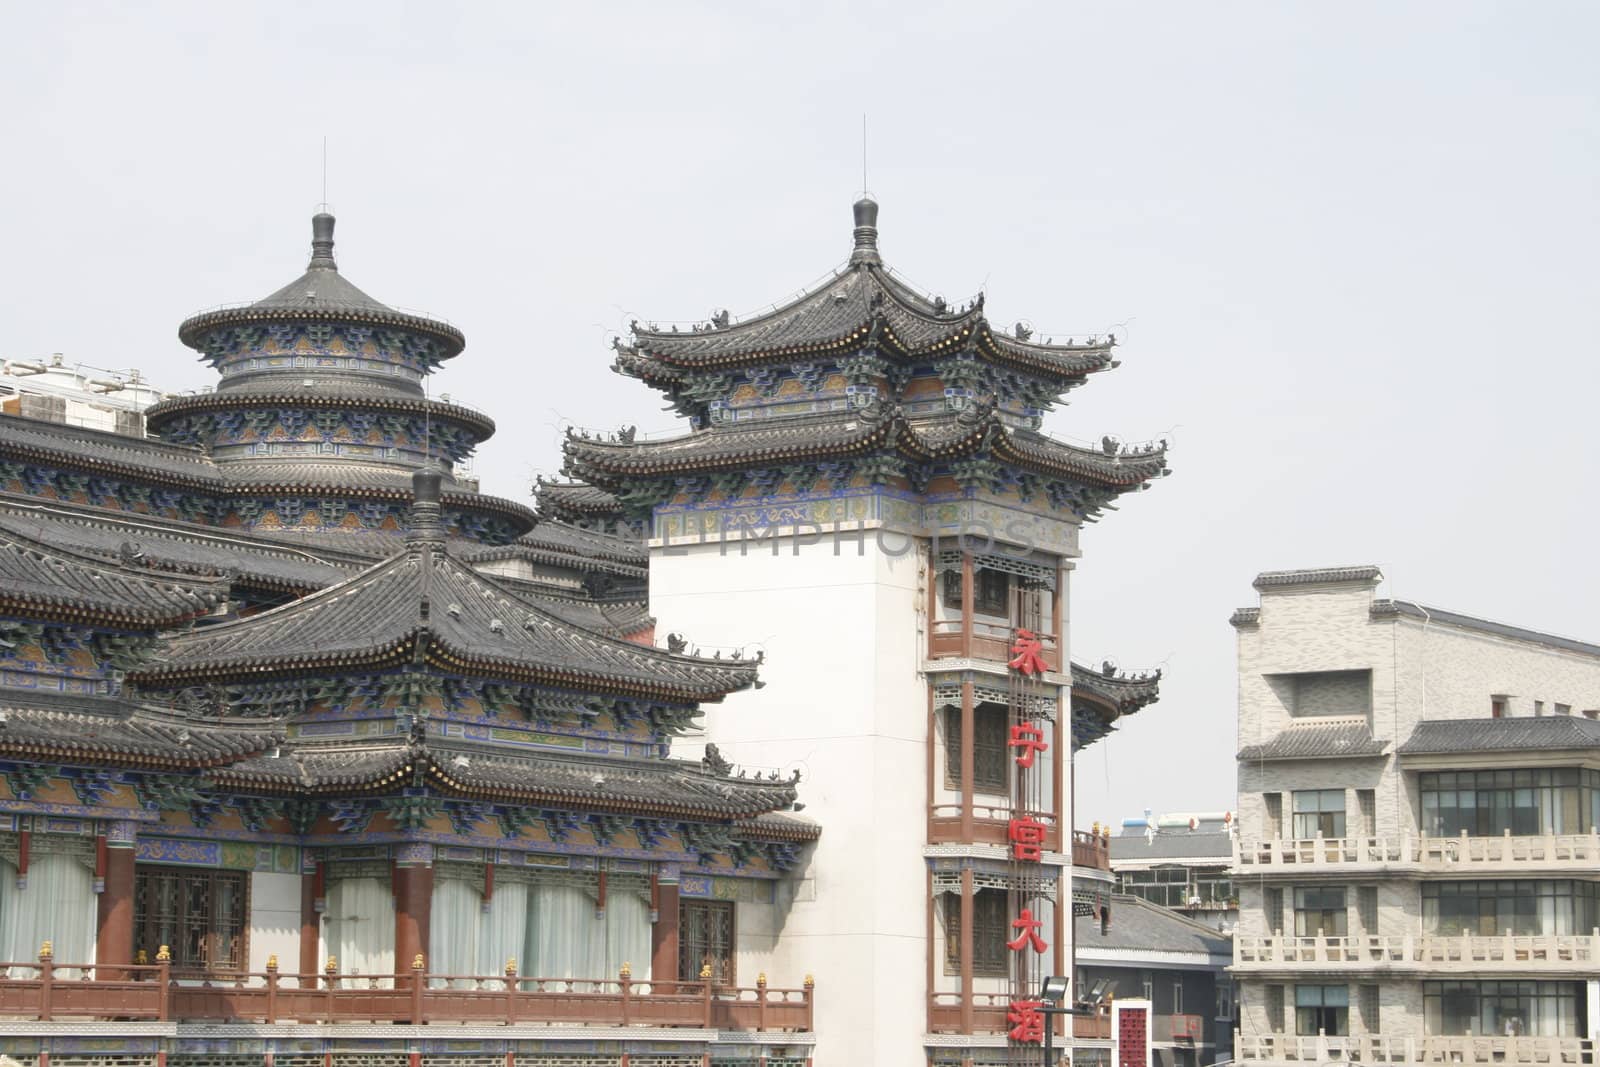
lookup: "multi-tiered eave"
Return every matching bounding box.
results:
[1070,661,1163,751]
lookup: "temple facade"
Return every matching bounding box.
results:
[561,197,1167,1066]
[0,216,820,1067]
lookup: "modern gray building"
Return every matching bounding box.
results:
[1112,813,1237,931]
[1229,566,1600,1065]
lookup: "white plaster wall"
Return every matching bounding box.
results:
[249,871,302,974]
[651,533,927,1067]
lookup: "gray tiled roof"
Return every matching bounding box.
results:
[464,521,647,577]
[0,690,282,766]
[1110,831,1233,863]
[136,541,758,702]
[0,523,223,626]
[535,480,623,521]
[1071,663,1163,714]
[1075,895,1231,957]
[621,201,1115,384]
[1237,722,1388,761]
[1253,565,1382,589]
[565,409,1165,488]
[1398,716,1600,756]
[214,735,800,819]
[1373,600,1600,660]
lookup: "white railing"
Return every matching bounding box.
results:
[1236,1031,1598,1064]
[1234,831,1600,872]
[1235,932,1600,971]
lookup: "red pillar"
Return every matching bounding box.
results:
[651,879,681,982]
[393,863,433,978]
[95,826,136,978]
[300,867,321,977]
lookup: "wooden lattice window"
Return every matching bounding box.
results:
[679,899,735,985]
[941,567,1010,617]
[945,703,1009,793]
[134,865,248,972]
[943,888,1009,977]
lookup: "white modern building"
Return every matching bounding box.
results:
[1228,565,1600,1065]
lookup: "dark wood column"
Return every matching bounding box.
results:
[94,822,137,978]
[959,680,975,839]
[958,867,974,1032]
[393,862,433,977]
[300,865,321,976]
[651,876,680,982]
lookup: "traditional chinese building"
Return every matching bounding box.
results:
[0,214,820,1067]
[561,197,1167,1067]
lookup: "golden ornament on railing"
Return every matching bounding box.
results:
[135,950,148,965]
[266,954,278,970]
[412,954,426,971]
[699,962,713,980]
[504,957,517,976]
[155,945,171,962]
[804,974,815,988]
[619,962,631,978]
[38,941,52,961]
[326,956,338,972]
[757,972,767,986]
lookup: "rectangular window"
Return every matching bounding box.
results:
[941,566,1011,617]
[1556,704,1572,716]
[1295,984,1349,1036]
[943,888,1009,977]
[1173,981,1183,1014]
[1491,696,1508,718]
[943,702,1009,793]
[679,899,736,985]
[1266,887,1286,934]
[1419,768,1600,837]
[133,866,248,973]
[1264,793,1284,840]
[1294,886,1348,938]
[1266,984,1286,1033]
[1424,980,1584,1037]
[1356,789,1376,837]
[1216,979,1234,1021]
[1360,985,1380,1034]
[1292,789,1346,839]
[1421,880,1599,937]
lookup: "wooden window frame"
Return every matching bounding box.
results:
[133,864,249,974]
[941,567,1011,618]
[679,899,736,985]
[944,703,1009,794]
[943,888,1009,977]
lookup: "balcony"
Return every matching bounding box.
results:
[928,617,1061,671]
[1154,1014,1207,1042]
[1235,1032,1598,1065]
[0,955,814,1032]
[1234,932,1600,975]
[927,992,1109,1039]
[928,802,1062,852]
[1234,831,1600,875]
[1073,828,1111,872]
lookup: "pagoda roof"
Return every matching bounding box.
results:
[145,390,496,443]
[1070,661,1162,751]
[564,405,1167,490]
[211,734,798,820]
[0,521,223,628]
[131,535,758,703]
[0,412,536,536]
[0,495,364,594]
[617,198,1114,386]
[0,689,282,770]
[535,479,625,523]
[464,521,647,579]
[177,213,465,359]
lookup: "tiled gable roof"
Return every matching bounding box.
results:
[1237,721,1387,761]
[1398,716,1600,755]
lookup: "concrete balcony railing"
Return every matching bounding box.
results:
[0,953,815,1032]
[1235,1031,1598,1065]
[1234,932,1600,974]
[1234,831,1600,874]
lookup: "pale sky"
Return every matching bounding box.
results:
[3,2,1597,827]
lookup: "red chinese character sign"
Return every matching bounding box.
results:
[1008,815,1047,861]
[1008,723,1047,768]
[1008,999,1045,1044]
[1007,908,1048,954]
[1008,628,1048,676]
[1113,999,1152,1067]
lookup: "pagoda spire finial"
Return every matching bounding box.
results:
[408,462,446,547]
[308,211,338,271]
[850,195,880,266]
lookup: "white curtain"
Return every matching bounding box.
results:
[323,876,394,983]
[526,882,606,982]
[429,879,480,986]
[0,855,95,972]
[603,891,652,981]
[478,880,528,979]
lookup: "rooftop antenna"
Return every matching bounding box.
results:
[321,136,328,210]
[861,113,869,195]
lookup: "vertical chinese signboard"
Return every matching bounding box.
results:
[1006,625,1051,1045]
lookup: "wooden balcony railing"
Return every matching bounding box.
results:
[1235,1031,1598,1065]
[928,804,1062,851]
[1234,931,1600,973]
[1154,1014,1206,1042]
[1235,831,1600,874]
[1072,829,1111,871]
[928,618,1060,670]
[0,953,813,1032]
